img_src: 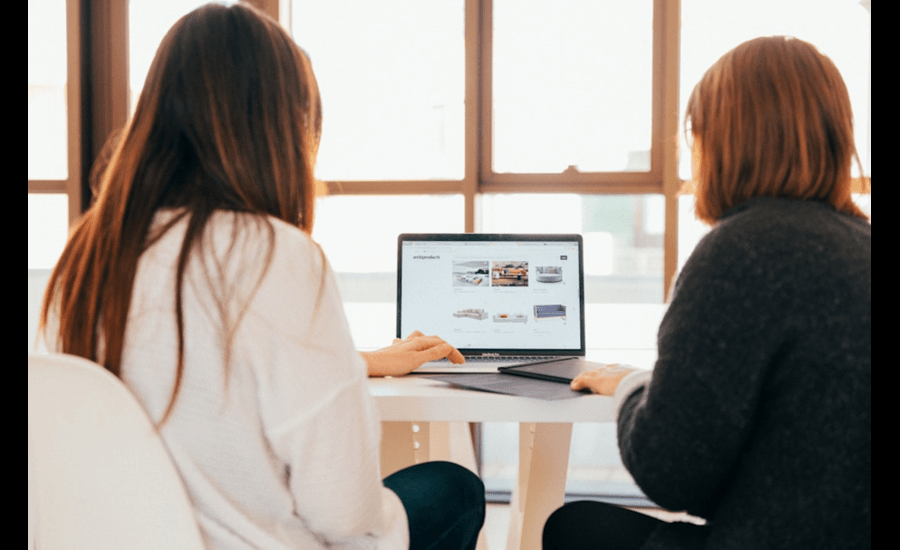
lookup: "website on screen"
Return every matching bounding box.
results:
[399,239,582,350]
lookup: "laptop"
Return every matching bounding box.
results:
[498,357,606,383]
[397,233,586,373]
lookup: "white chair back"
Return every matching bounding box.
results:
[28,353,205,550]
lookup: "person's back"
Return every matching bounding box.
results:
[714,198,870,549]
[544,36,870,550]
[120,210,409,549]
[40,4,484,548]
[620,196,870,549]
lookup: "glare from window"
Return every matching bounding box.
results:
[312,195,464,303]
[853,193,871,221]
[28,194,69,269]
[28,0,68,180]
[480,194,664,303]
[679,0,871,179]
[492,0,653,174]
[292,0,465,181]
[128,0,223,112]
[676,0,871,271]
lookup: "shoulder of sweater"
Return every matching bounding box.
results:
[696,198,869,259]
[717,197,868,237]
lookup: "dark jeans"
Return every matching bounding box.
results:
[383,461,486,550]
[543,500,665,550]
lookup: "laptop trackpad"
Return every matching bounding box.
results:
[411,357,558,374]
[411,360,504,374]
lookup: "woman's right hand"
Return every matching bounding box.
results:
[570,364,637,396]
[361,330,465,377]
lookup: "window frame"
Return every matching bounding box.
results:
[32,0,869,509]
[38,0,870,299]
[27,0,84,225]
[310,0,684,297]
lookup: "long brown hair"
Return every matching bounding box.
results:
[40,2,323,423]
[685,36,867,224]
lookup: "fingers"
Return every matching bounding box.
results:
[447,347,465,364]
[397,331,465,365]
[570,372,592,391]
[409,336,465,364]
[570,365,634,395]
[569,367,614,394]
[415,342,458,364]
[394,330,425,345]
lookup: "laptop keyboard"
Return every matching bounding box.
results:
[424,355,559,368]
[414,355,571,372]
[463,355,554,363]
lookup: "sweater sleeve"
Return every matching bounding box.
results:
[617,224,788,516]
[238,224,408,549]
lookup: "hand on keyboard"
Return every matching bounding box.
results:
[361,330,465,377]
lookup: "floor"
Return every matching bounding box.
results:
[482,502,704,549]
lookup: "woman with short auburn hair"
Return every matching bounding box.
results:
[685,35,867,224]
[543,36,870,550]
[40,3,483,549]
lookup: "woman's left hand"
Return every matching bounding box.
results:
[361,330,465,377]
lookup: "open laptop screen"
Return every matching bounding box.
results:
[397,234,585,356]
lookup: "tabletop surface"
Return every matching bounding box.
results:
[368,374,618,423]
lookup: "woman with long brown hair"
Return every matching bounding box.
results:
[40,3,483,549]
[543,36,870,549]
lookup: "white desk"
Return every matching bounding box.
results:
[355,303,663,549]
[369,374,618,550]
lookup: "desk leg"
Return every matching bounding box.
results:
[380,422,417,478]
[507,422,573,550]
[381,422,489,550]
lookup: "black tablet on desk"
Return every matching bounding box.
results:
[498,357,608,383]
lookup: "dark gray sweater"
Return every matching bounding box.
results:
[618,197,871,549]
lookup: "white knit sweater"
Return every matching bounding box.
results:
[119,210,408,550]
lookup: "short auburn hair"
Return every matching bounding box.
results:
[685,36,867,224]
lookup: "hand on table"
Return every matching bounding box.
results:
[570,364,638,396]
[361,330,465,377]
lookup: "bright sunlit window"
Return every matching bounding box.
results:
[28,0,870,510]
[481,194,664,303]
[28,0,68,180]
[492,0,653,174]
[129,0,225,112]
[676,0,871,272]
[292,0,465,182]
[678,0,870,180]
[28,0,69,269]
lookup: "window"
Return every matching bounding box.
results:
[28,0,68,180]
[677,0,872,272]
[293,0,465,182]
[289,0,870,504]
[480,194,664,303]
[28,0,72,269]
[312,194,465,341]
[291,0,670,505]
[129,0,226,113]
[490,0,654,175]
[33,0,870,505]
[291,0,672,312]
